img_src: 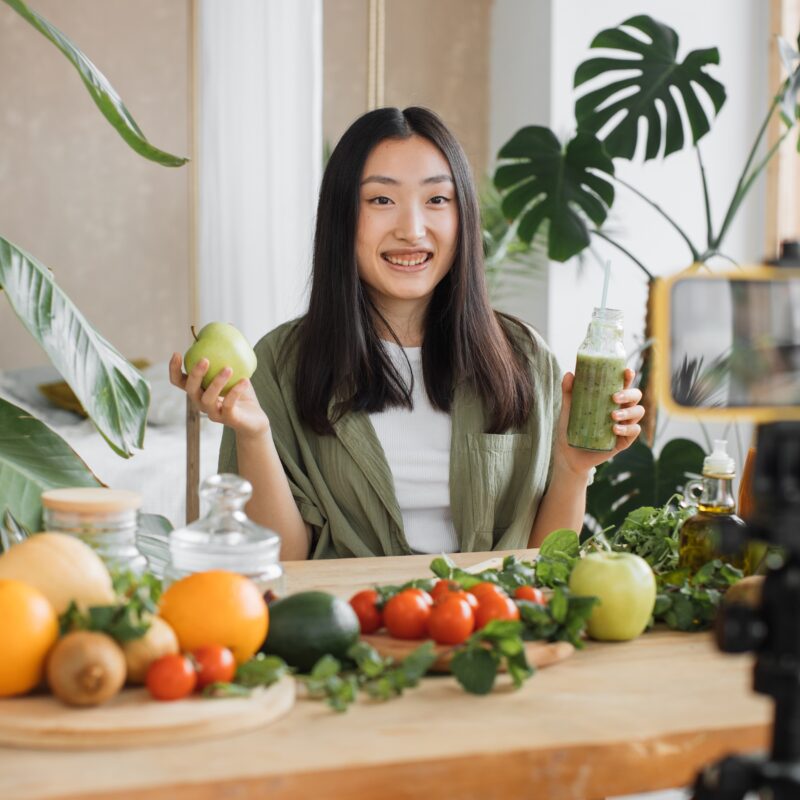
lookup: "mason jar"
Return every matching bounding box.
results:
[41,487,147,573]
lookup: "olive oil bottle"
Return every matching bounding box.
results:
[678,440,748,574]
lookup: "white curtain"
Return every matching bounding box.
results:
[197,0,322,347]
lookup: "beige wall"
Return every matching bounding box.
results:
[323,0,492,180]
[0,0,192,370]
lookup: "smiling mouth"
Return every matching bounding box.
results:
[381,252,433,268]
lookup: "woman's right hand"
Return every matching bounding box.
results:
[168,353,270,439]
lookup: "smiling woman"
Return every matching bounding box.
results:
[171,106,645,561]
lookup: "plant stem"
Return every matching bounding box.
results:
[696,146,714,249]
[614,177,700,261]
[714,92,782,249]
[591,230,654,280]
[719,128,793,246]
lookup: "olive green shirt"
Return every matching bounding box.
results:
[218,318,562,559]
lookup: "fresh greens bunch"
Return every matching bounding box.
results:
[517,586,598,648]
[450,619,533,695]
[301,641,437,712]
[533,529,580,588]
[654,560,744,632]
[603,496,695,573]
[430,553,537,593]
[59,568,163,642]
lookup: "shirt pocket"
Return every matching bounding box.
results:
[466,433,533,535]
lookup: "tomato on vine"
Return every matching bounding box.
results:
[350,589,383,634]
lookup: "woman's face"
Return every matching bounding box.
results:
[355,135,459,314]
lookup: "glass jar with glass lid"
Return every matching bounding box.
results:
[41,487,147,573]
[165,474,284,595]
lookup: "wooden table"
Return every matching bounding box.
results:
[1,550,772,800]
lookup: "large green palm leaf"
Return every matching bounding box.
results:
[574,15,726,160]
[493,127,614,262]
[0,237,149,457]
[2,0,187,167]
[0,396,102,532]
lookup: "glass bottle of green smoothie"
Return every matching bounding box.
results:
[567,307,626,451]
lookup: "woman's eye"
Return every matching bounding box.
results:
[429,195,451,205]
[369,196,393,206]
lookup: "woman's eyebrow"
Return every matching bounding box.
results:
[360,174,454,186]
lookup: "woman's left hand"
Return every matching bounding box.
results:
[554,368,645,478]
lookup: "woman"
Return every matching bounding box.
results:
[169,107,644,560]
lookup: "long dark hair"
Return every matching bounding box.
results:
[294,106,535,434]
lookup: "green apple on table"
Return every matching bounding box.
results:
[183,322,257,395]
[568,552,656,641]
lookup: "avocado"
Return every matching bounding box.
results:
[261,591,360,672]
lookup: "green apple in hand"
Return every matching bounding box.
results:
[568,552,656,641]
[183,322,257,395]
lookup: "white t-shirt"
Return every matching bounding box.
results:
[368,341,459,554]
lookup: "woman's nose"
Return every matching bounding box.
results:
[395,204,426,242]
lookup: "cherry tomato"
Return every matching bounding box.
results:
[469,581,507,602]
[350,589,383,634]
[191,645,236,689]
[146,654,197,701]
[514,585,546,605]
[430,579,460,604]
[454,590,479,611]
[474,592,520,630]
[426,595,475,645]
[384,588,433,639]
[407,587,434,606]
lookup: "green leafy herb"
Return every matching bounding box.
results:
[202,681,253,698]
[653,559,743,631]
[450,619,533,695]
[58,570,163,642]
[517,586,598,649]
[297,642,437,712]
[604,496,695,573]
[234,654,292,688]
[534,529,580,587]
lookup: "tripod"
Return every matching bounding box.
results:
[693,422,800,799]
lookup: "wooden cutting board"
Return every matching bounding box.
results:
[0,675,295,750]
[361,634,574,673]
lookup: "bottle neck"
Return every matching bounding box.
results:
[698,475,736,513]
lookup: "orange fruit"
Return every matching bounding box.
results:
[0,579,59,697]
[158,571,268,664]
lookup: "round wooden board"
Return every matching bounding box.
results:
[0,675,295,750]
[361,634,574,672]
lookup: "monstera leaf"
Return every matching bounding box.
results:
[0,237,150,457]
[2,0,187,167]
[585,438,705,532]
[0,396,102,532]
[494,127,614,262]
[574,15,726,160]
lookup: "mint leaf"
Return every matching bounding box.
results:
[539,529,580,559]
[235,654,291,688]
[550,586,568,623]
[202,681,252,698]
[450,647,499,695]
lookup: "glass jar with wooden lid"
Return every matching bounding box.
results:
[40,487,147,573]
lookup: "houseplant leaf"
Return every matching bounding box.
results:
[2,0,188,167]
[0,396,102,532]
[585,438,704,531]
[494,127,614,262]
[574,15,726,160]
[0,236,150,457]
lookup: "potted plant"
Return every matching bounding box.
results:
[0,0,187,532]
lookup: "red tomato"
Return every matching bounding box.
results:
[191,645,236,689]
[430,580,459,604]
[384,589,433,639]
[146,654,197,701]
[514,585,546,605]
[349,589,383,634]
[454,590,479,611]
[469,582,507,602]
[474,592,520,630]
[426,595,475,645]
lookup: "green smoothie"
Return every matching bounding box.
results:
[567,352,626,451]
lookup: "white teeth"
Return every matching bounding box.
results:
[384,254,430,266]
